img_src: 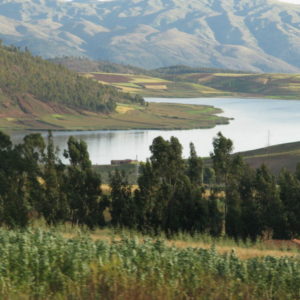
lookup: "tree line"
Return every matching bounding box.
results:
[1,131,300,240]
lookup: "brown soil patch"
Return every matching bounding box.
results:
[186,73,215,83]
[264,239,300,250]
[92,74,131,83]
[139,82,168,86]
[17,119,62,130]
[292,239,300,247]
[16,95,75,116]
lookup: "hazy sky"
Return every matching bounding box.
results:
[62,0,300,2]
[279,0,300,4]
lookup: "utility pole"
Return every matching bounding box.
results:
[135,155,139,182]
[266,130,271,164]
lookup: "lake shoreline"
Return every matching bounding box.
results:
[9,97,300,165]
[0,102,230,133]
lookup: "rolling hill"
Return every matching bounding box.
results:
[0,43,145,130]
[158,70,300,99]
[0,44,230,131]
[1,0,300,72]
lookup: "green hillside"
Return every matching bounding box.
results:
[0,43,141,113]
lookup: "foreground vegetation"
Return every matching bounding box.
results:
[0,229,299,299]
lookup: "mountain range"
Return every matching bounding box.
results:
[1,0,300,72]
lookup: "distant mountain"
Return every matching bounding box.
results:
[1,0,300,72]
[50,57,148,74]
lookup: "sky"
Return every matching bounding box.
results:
[279,0,300,3]
[61,0,300,4]
[62,0,300,2]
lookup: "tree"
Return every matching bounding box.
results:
[210,132,233,185]
[210,132,234,235]
[187,142,203,186]
[64,136,103,228]
[20,134,46,216]
[41,132,69,225]
[203,167,216,185]
[239,166,261,241]
[0,132,31,227]
[208,193,223,236]
[225,180,242,239]
[110,170,134,227]
[255,165,287,239]
[134,160,160,232]
[278,169,300,238]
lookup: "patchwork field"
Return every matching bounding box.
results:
[85,71,300,99]
[85,72,230,97]
[168,72,300,99]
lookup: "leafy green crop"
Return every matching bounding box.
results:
[0,230,299,299]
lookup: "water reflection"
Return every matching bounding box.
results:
[10,97,300,164]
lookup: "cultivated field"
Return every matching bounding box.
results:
[86,71,300,99]
[85,72,230,97]
[1,228,300,299]
[170,72,300,99]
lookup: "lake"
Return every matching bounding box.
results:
[10,97,300,164]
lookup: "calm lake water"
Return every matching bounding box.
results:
[10,97,300,164]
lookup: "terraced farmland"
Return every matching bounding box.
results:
[86,72,229,97]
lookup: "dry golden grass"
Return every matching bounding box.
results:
[115,105,136,114]
[61,228,300,260]
[168,240,299,259]
[202,189,225,198]
[143,85,167,90]
[100,184,138,193]
[101,184,111,193]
